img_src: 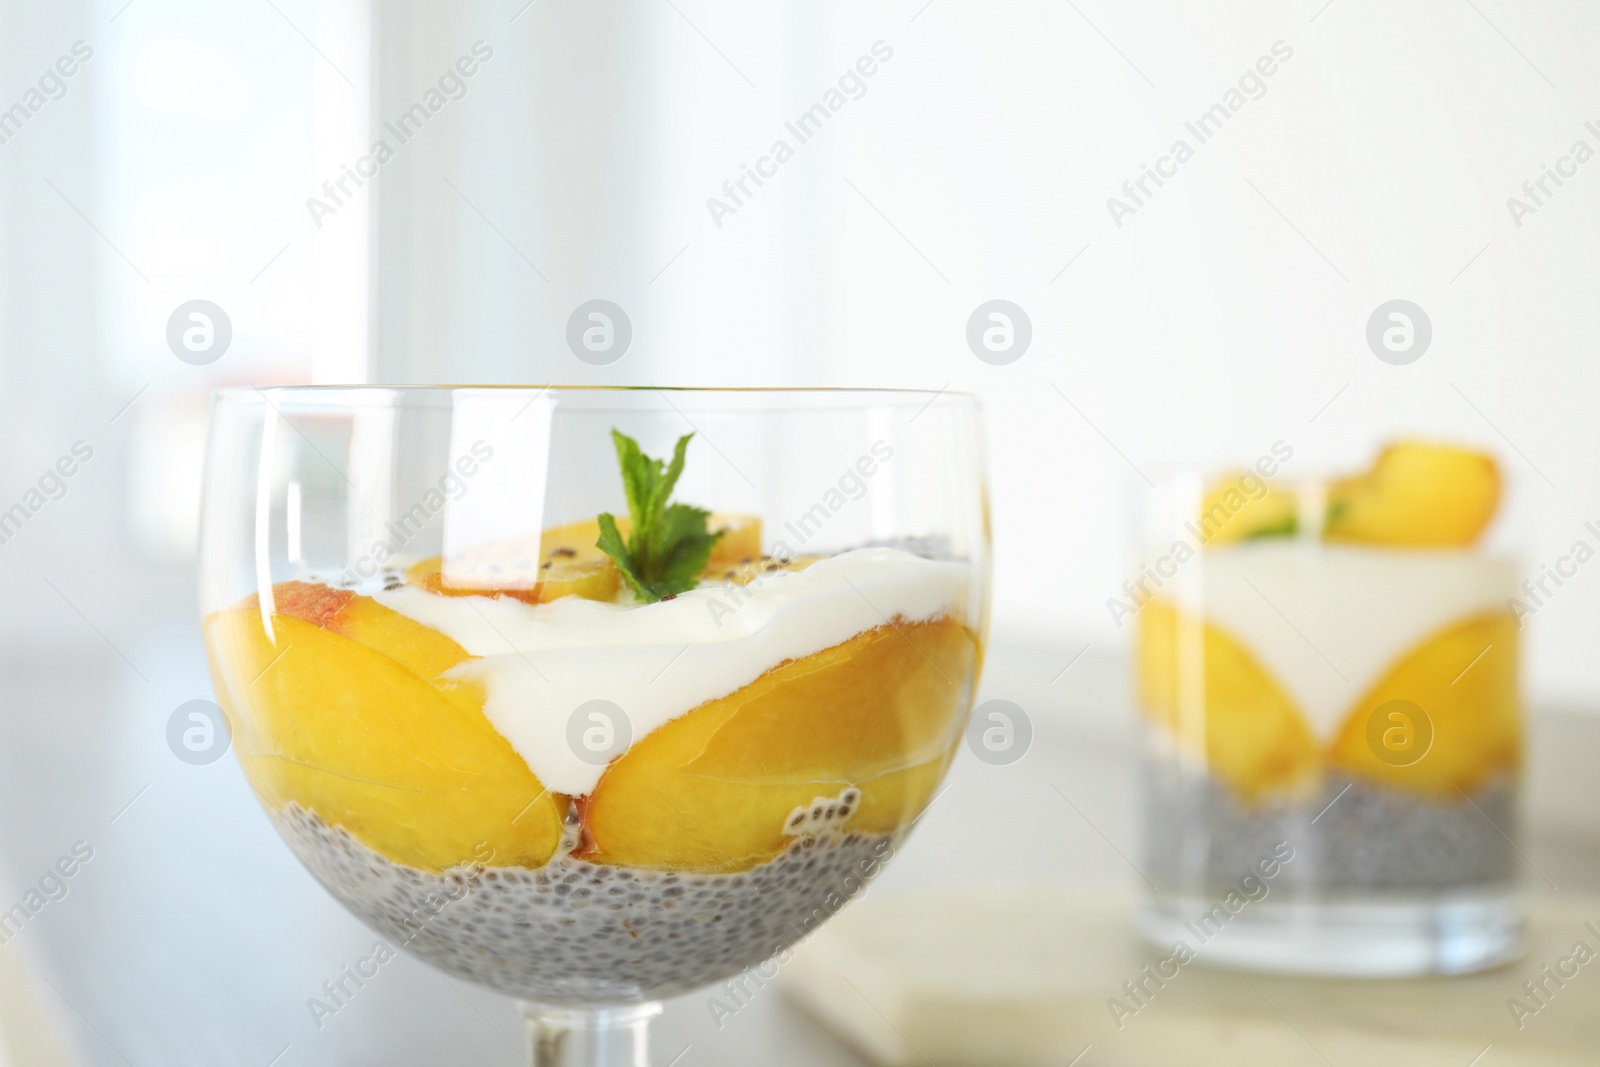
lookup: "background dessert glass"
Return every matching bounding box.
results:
[198,386,990,1065]
[1131,448,1522,976]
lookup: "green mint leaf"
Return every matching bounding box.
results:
[1243,515,1298,540]
[610,431,653,530]
[648,504,721,597]
[596,430,724,603]
[596,511,649,600]
[653,434,691,520]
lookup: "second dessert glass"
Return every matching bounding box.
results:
[1132,442,1522,976]
[198,387,990,1064]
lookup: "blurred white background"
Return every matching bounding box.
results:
[5,0,1600,706]
[1,1,1600,1061]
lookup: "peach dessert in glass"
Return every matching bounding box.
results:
[1133,442,1522,975]
[198,387,989,1065]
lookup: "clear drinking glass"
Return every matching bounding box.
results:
[197,386,990,1063]
[1131,447,1523,975]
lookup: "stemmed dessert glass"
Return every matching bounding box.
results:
[198,387,990,1064]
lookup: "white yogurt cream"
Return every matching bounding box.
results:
[1152,543,1517,741]
[370,548,976,795]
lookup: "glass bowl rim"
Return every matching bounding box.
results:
[214,384,979,406]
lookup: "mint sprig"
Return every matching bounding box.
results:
[596,430,723,603]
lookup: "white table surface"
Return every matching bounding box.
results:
[1,627,1597,1066]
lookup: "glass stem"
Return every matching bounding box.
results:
[520,1001,662,1067]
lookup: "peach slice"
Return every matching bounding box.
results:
[404,519,621,606]
[707,513,762,566]
[271,581,478,710]
[578,617,979,873]
[402,513,761,604]
[707,554,825,586]
[1327,612,1520,797]
[205,587,562,871]
[1137,599,1321,801]
[405,551,620,605]
[1196,473,1298,546]
[544,513,762,569]
[1325,442,1501,547]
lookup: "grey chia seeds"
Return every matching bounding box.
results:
[1142,767,1517,893]
[270,804,897,1003]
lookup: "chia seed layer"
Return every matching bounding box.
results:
[1141,765,1517,893]
[269,804,895,1003]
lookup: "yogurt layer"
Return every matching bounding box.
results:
[1153,544,1517,741]
[371,548,976,795]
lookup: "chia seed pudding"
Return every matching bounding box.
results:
[269,803,898,1003]
[1142,765,1517,894]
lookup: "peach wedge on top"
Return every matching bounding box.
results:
[1324,442,1501,548]
[1194,442,1502,550]
[403,513,763,604]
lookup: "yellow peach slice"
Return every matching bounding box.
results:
[405,518,622,605]
[405,551,619,605]
[708,554,825,586]
[1137,599,1321,801]
[1325,442,1501,547]
[1197,473,1298,545]
[405,513,761,603]
[540,518,621,565]
[551,513,762,569]
[578,617,979,873]
[707,513,762,566]
[849,748,958,836]
[204,593,561,872]
[271,581,478,710]
[1327,612,1520,797]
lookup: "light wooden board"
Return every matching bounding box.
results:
[781,890,1600,1067]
